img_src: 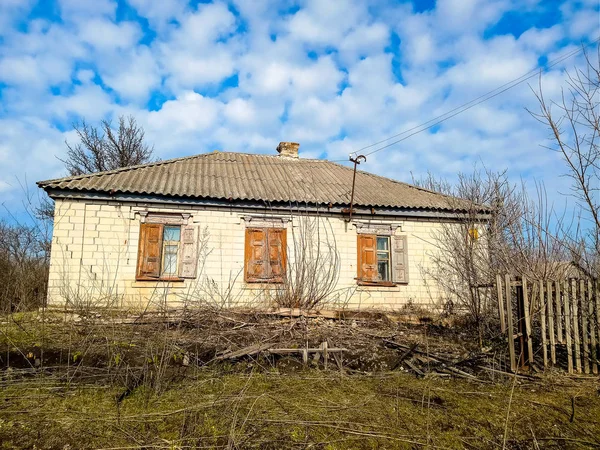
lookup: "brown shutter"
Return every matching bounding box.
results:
[137,223,163,279]
[179,225,197,279]
[357,234,377,282]
[267,228,286,282]
[392,235,408,283]
[245,228,268,282]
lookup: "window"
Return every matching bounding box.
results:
[357,234,408,285]
[161,226,181,276]
[376,236,391,281]
[137,223,197,280]
[245,227,287,283]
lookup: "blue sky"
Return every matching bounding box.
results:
[0,0,598,219]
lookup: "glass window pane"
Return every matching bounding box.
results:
[377,237,389,251]
[163,245,177,275]
[165,244,178,255]
[164,226,181,242]
[378,261,390,281]
[377,252,389,261]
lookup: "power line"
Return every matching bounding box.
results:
[352,37,600,158]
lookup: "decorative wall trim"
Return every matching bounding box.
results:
[241,215,291,228]
[353,222,402,235]
[138,211,191,225]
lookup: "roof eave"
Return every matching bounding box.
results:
[44,187,492,221]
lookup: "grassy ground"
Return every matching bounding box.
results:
[1,311,599,449]
[1,370,599,449]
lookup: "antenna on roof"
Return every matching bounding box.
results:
[343,154,367,221]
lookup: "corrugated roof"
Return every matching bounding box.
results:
[37,152,485,212]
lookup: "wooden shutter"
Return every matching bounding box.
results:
[137,223,163,279]
[392,235,408,283]
[245,228,268,282]
[357,234,377,282]
[179,225,197,279]
[267,228,286,282]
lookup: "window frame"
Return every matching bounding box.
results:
[357,233,408,287]
[375,235,392,282]
[136,223,184,282]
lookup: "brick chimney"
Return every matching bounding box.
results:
[276,141,300,158]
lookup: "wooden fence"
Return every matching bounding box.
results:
[496,275,599,374]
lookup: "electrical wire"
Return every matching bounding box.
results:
[351,37,600,158]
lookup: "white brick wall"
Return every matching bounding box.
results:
[47,198,457,311]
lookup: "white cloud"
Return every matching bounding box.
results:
[166,47,236,88]
[48,83,115,121]
[0,0,34,35]
[435,0,509,34]
[0,0,596,217]
[57,0,117,20]
[518,25,562,52]
[101,46,161,102]
[78,19,140,51]
[0,118,70,208]
[224,98,258,126]
[147,91,221,134]
[238,54,344,101]
[0,21,86,90]
[128,0,188,30]
[156,2,238,90]
[286,0,364,45]
[338,22,389,62]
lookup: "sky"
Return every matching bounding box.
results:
[0,0,599,221]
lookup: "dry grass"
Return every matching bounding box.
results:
[1,370,599,449]
[1,311,599,449]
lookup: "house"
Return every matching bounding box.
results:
[37,142,489,311]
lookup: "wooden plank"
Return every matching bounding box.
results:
[547,280,556,365]
[596,280,600,375]
[216,342,275,360]
[564,280,573,374]
[572,279,582,373]
[496,274,506,333]
[581,279,589,374]
[540,279,548,368]
[555,280,563,344]
[522,276,534,367]
[589,279,597,375]
[269,347,346,354]
[505,274,516,372]
[404,360,425,377]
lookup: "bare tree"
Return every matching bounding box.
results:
[37,115,156,221]
[274,213,341,309]
[414,167,568,343]
[61,115,155,176]
[529,45,600,278]
[0,220,49,312]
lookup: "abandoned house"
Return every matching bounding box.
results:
[37,142,489,310]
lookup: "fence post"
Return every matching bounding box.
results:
[547,280,556,365]
[555,280,563,344]
[581,279,589,374]
[540,279,548,368]
[572,279,581,373]
[522,276,534,367]
[590,279,597,375]
[596,280,600,374]
[496,274,506,333]
[564,280,573,374]
[505,274,516,372]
